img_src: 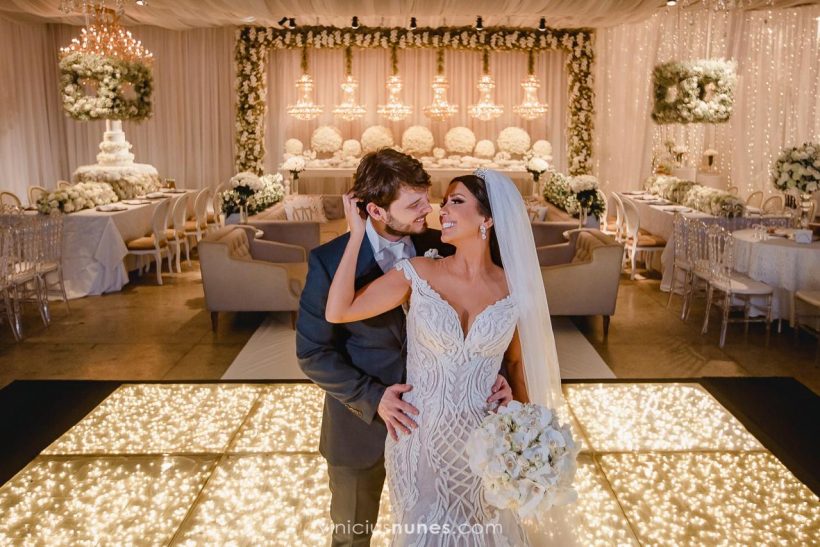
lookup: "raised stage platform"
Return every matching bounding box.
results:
[0,378,817,544]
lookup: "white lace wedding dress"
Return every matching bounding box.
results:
[385,259,529,547]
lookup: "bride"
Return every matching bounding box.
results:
[326,169,567,546]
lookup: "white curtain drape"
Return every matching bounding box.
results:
[0,16,236,198]
[594,5,820,199]
[264,47,568,174]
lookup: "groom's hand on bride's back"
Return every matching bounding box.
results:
[378,384,419,441]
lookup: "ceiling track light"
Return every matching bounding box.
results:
[409,16,417,30]
[475,16,483,31]
[288,17,296,29]
[351,16,359,29]
[666,0,678,6]
[135,0,146,5]
[538,17,546,32]
[277,16,288,27]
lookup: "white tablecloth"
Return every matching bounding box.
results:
[732,229,820,320]
[61,191,194,298]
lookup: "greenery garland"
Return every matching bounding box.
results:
[59,52,153,121]
[234,25,594,175]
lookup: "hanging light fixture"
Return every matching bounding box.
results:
[59,0,143,14]
[377,46,412,121]
[59,6,153,63]
[287,47,323,121]
[513,50,549,121]
[469,50,504,121]
[423,49,458,121]
[333,46,366,121]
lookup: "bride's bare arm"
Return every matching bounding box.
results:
[325,193,410,323]
[503,328,530,403]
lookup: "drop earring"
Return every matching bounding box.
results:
[480,225,487,240]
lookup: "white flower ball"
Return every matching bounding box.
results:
[531,140,552,158]
[497,127,531,156]
[342,139,362,158]
[361,125,395,153]
[284,138,304,155]
[401,126,435,156]
[445,127,477,155]
[311,126,343,154]
[474,139,495,159]
[433,147,446,160]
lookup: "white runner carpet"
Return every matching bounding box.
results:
[222,313,615,380]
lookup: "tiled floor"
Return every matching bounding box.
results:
[1,259,819,394]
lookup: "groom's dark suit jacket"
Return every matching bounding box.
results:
[296,229,453,469]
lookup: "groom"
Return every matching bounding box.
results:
[296,149,512,546]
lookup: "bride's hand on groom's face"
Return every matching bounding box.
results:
[378,384,419,441]
[487,375,513,411]
[343,192,366,239]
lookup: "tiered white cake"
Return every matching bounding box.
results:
[73,120,161,199]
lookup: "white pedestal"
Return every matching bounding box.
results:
[672,166,697,182]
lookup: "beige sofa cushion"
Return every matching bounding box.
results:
[571,231,606,264]
[284,195,328,222]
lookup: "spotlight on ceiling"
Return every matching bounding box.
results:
[277,17,288,26]
[351,16,359,29]
[288,17,296,29]
[409,16,417,30]
[135,0,147,5]
[475,16,483,31]
[538,17,546,32]
[666,0,677,5]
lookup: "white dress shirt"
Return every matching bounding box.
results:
[365,217,416,272]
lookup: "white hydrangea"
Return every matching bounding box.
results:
[527,156,549,173]
[433,147,446,160]
[497,127,531,155]
[531,139,552,158]
[445,127,477,154]
[401,126,435,156]
[311,126,343,154]
[342,139,362,158]
[284,138,304,155]
[361,125,395,153]
[230,171,264,192]
[569,174,599,193]
[474,139,495,159]
[282,155,306,172]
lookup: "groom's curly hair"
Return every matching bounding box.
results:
[352,148,431,209]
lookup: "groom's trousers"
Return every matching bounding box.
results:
[328,456,386,546]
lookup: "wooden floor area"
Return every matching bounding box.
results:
[2,258,819,394]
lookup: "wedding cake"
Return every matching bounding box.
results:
[73,120,162,199]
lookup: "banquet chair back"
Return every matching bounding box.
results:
[2,215,51,330]
[727,186,739,195]
[706,225,733,286]
[57,180,71,189]
[38,214,70,310]
[28,186,48,208]
[622,198,666,280]
[0,226,21,340]
[186,188,210,241]
[0,191,22,210]
[124,198,171,285]
[745,191,764,208]
[610,193,627,242]
[167,194,191,272]
[761,195,784,214]
[688,220,711,278]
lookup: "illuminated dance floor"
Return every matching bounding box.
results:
[0,380,817,544]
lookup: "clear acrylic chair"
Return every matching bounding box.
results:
[701,225,774,348]
[683,220,711,321]
[38,214,70,312]
[0,226,22,340]
[745,191,764,209]
[667,214,694,317]
[761,195,784,214]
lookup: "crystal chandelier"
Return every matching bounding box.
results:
[513,51,548,121]
[469,51,503,121]
[59,6,153,63]
[377,48,412,121]
[333,47,366,121]
[59,0,142,15]
[287,48,323,121]
[423,50,458,121]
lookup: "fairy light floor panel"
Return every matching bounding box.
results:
[0,381,817,545]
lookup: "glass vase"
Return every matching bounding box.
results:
[291,173,300,195]
[239,204,248,224]
[799,193,814,229]
[578,206,587,229]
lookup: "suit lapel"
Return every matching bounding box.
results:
[353,234,405,344]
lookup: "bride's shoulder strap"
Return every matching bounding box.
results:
[394,257,419,283]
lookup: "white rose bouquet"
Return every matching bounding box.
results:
[526,156,550,183]
[771,142,820,195]
[466,401,579,519]
[37,182,119,214]
[282,155,306,194]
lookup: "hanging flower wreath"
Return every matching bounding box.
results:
[651,59,735,124]
[59,52,153,122]
[234,25,595,175]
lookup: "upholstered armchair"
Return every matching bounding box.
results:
[537,229,624,335]
[531,221,582,247]
[198,225,308,331]
[249,194,349,246]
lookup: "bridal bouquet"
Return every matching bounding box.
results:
[467,401,579,519]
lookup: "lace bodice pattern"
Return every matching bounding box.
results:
[385,258,528,546]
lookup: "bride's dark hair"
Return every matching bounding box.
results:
[449,174,503,267]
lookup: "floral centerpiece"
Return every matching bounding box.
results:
[569,174,600,227]
[282,155,306,194]
[284,138,304,156]
[771,142,820,227]
[361,125,394,153]
[531,140,553,159]
[497,127,531,156]
[543,170,605,221]
[681,186,745,218]
[467,401,579,518]
[474,139,495,159]
[401,126,435,157]
[342,139,362,158]
[219,172,285,219]
[37,182,119,214]
[311,125,343,155]
[526,156,550,196]
[651,59,736,124]
[444,127,476,155]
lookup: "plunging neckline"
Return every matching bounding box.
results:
[412,271,512,344]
